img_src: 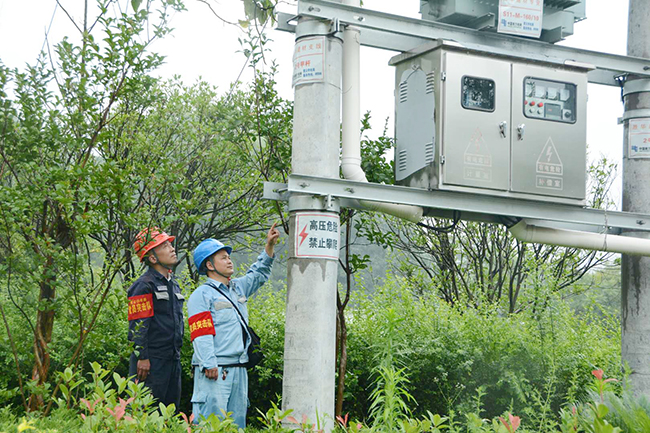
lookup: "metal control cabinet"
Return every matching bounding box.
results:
[390,41,589,205]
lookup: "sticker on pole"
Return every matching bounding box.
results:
[629,118,650,158]
[294,212,340,260]
[292,36,325,87]
[497,0,543,39]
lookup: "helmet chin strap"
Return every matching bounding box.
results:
[208,257,231,282]
[151,250,174,272]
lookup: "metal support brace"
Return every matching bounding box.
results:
[618,109,650,124]
[623,78,650,97]
[295,16,342,40]
[463,13,496,31]
[288,194,340,213]
[263,175,650,235]
[618,80,650,121]
[277,0,650,86]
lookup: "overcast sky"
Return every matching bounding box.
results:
[0,0,630,205]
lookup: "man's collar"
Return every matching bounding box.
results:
[148,266,172,281]
[206,277,227,287]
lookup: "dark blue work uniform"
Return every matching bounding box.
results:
[128,267,185,408]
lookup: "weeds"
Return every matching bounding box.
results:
[0,365,648,432]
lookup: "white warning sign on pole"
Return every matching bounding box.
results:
[294,212,340,260]
[497,0,543,39]
[629,118,650,158]
[292,36,325,87]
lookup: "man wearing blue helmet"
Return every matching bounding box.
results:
[187,223,280,427]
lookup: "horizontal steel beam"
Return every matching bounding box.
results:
[277,11,430,51]
[282,0,650,86]
[263,176,650,235]
[264,181,365,212]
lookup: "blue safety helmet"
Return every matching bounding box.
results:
[193,239,233,275]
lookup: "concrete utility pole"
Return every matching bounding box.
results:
[622,0,650,397]
[282,13,342,430]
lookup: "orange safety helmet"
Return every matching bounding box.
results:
[133,227,176,262]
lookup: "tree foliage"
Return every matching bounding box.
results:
[0,0,625,422]
[0,0,187,409]
[0,0,292,411]
[357,155,618,313]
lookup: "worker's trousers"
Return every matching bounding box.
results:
[129,354,181,410]
[191,366,248,428]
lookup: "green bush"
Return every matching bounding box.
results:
[341,276,621,423]
[248,287,288,418]
[244,274,621,428]
[0,272,622,429]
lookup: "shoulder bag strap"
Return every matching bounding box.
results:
[206,282,248,325]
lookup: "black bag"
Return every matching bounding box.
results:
[244,325,263,368]
[207,283,264,368]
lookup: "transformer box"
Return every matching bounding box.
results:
[419,0,586,43]
[390,41,590,205]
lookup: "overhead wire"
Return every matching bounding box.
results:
[416,210,461,233]
[41,2,60,54]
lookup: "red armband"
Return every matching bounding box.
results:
[128,294,154,321]
[188,311,216,341]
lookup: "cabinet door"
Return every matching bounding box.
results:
[510,64,587,200]
[395,67,435,182]
[441,51,511,191]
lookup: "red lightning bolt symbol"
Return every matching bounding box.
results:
[298,224,308,246]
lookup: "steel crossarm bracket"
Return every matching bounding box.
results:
[277,11,430,52]
[278,0,650,86]
[262,175,650,235]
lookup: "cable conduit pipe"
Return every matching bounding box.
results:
[340,0,423,223]
[509,220,650,256]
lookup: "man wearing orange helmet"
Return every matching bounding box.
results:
[128,227,185,409]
